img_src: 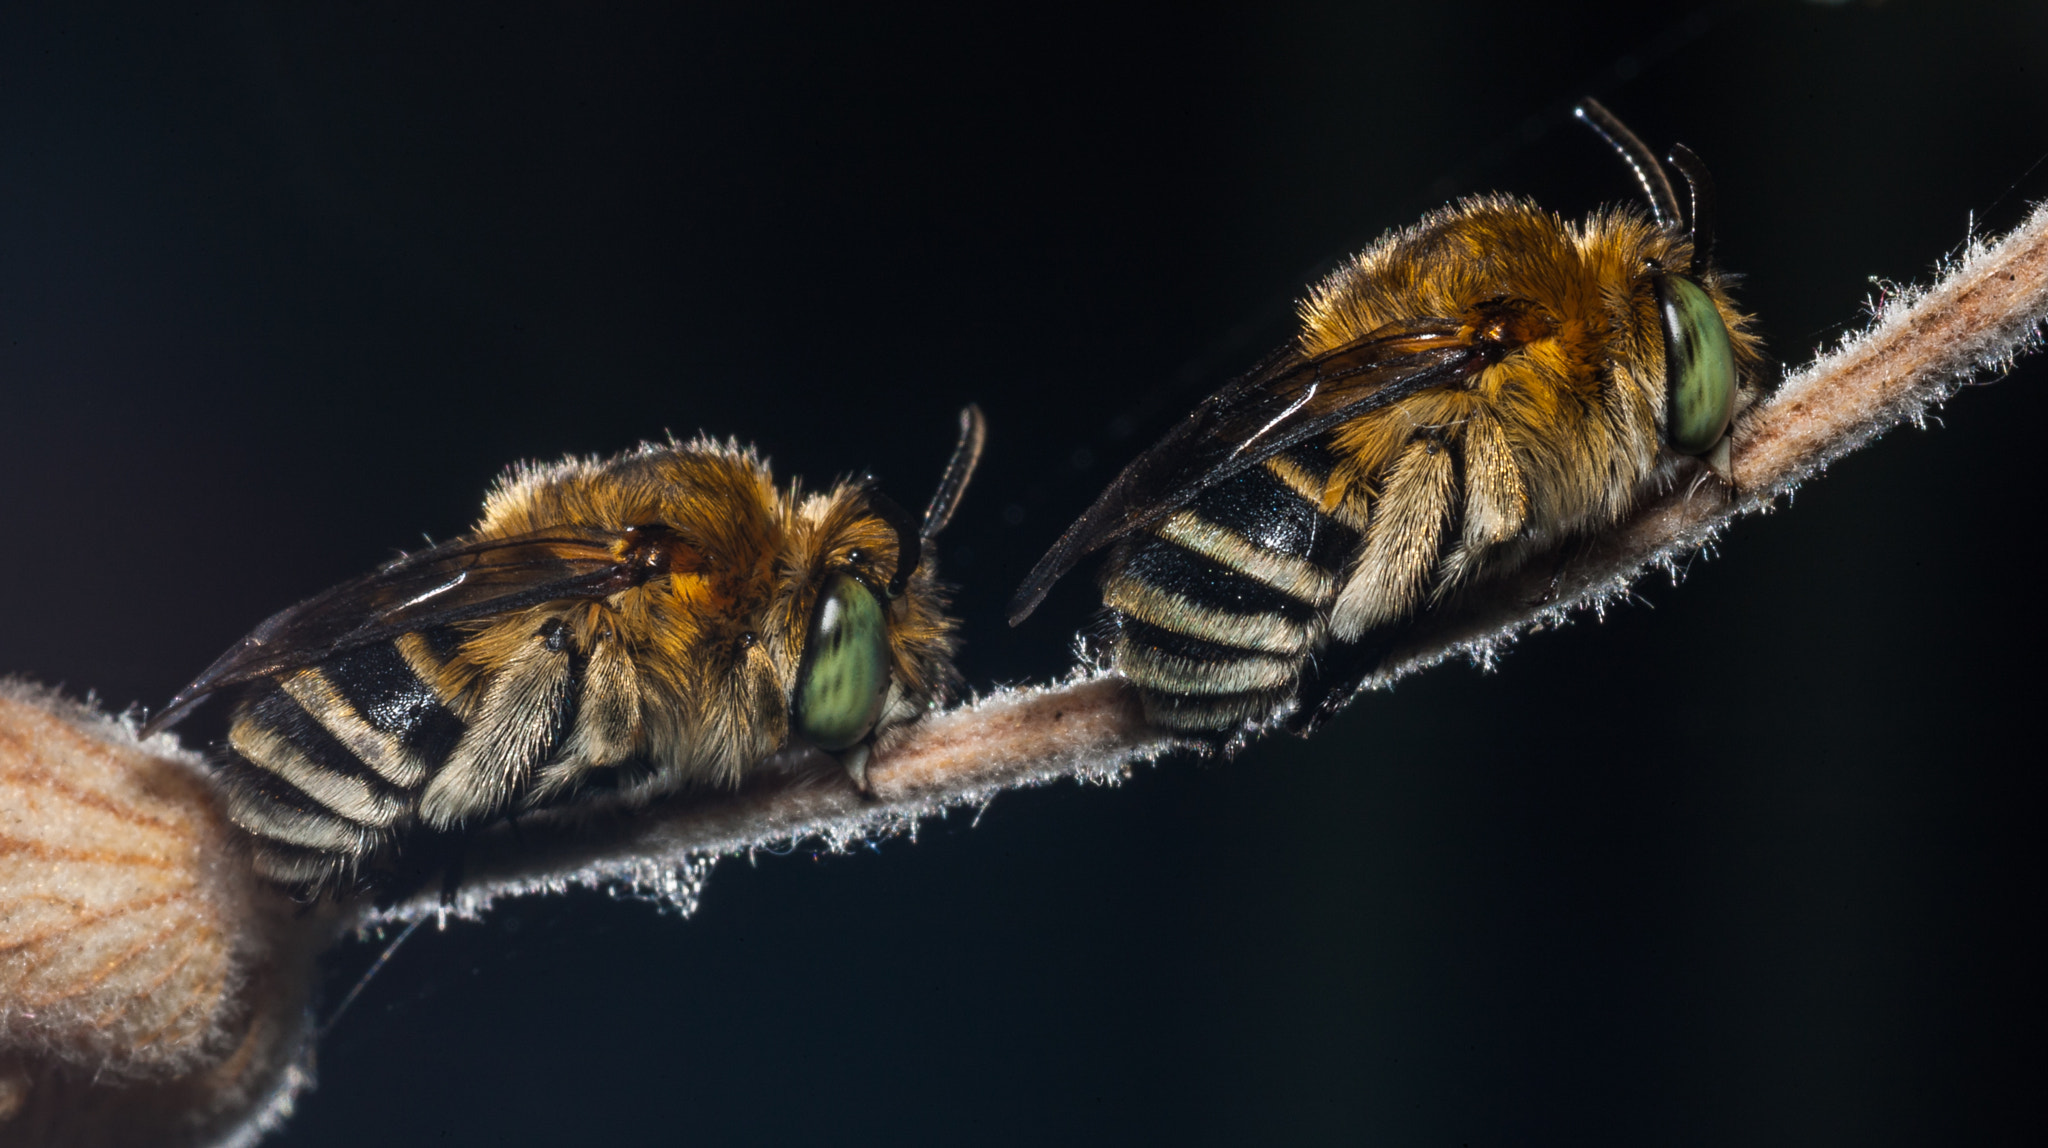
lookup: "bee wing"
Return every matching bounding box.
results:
[143,527,658,736]
[1007,321,1490,624]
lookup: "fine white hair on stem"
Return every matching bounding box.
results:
[364,200,2048,933]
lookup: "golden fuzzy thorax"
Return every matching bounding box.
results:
[1298,197,1764,638]
[442,439,957,803]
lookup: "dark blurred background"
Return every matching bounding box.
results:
[4,1,2046,1144]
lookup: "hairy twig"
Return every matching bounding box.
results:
[367,202,2048,930]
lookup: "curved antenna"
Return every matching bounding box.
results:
[860,482,923,599]
[1665,142,1717,275]
[1574,98,1682,228]
[921,404,986,539]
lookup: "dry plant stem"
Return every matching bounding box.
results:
[369,674,1180,924]
[371,203,2048,929]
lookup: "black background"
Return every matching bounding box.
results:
[4,2,2046,1144]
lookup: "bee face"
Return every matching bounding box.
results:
[1011,109,1762,738]
[157,412,984,894]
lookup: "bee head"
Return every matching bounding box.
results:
[1576,98,1739,471]
[790,406,983,788]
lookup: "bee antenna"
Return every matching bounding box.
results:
[1665,142,1717,276]
[1573,98,1682,230]
[921,404,987,540]
[861,482,923,598]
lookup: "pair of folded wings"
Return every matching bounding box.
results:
[142,529,657,736]
[1005,318,1492,624]
[144,324,1488,733]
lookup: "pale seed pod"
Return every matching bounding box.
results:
[0,682,322,1148]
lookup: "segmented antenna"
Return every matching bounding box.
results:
[922,404,987,538]
[1574,98,1683,229]
[1665,142,1718,275]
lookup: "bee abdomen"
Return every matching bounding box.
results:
[1111,617,1299,730]
[219,636,471,887]
[216,749,378,857]
[323,638,470,777]
[1105,461,1360,731]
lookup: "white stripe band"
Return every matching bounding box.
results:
[1156,512,1336,605]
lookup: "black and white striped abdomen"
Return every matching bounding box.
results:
[215,630,474,887]
[215,616,656,890]
[1102,444,1360,732]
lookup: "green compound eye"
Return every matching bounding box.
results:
[793,571,890,751]
[1658,274,1738,456]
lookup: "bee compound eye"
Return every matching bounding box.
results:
[1657,274,1738,456]
[792,571,890,752]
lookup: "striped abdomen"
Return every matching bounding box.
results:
[216,620,643,889]
[1102,441,1362,732]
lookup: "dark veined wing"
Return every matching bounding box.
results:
[1007,319,1496,625]
[143,525,681,736]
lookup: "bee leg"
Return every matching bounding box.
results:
[1285,637,1394,736]
[367,834,459,910]
[1295,681,1364,735]
[839,742,875,798]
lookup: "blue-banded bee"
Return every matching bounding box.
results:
[144,408,985,894]
[1008,102,1765,737]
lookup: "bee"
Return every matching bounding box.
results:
[143,407,986,894]
[1008,101,1765,738]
